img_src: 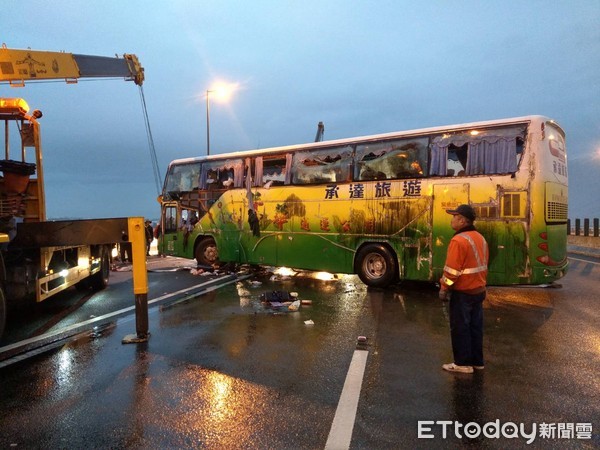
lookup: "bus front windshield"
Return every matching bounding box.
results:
[164,162,201,196]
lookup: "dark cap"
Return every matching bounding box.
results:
[446,204,476,221]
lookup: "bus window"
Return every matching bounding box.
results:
[430,126,525,176]
[355,138,428,181]
[181,209,189,228]
[447,144,468,176]
[465,127,524,175]
[292,146,352,184]
[219,168,234,188]
[261,156,288,186]
[516,137,524,166]
[200,158,244,189]
[205,166,219,187]
[164,162,201,195]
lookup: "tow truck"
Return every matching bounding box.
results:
[0,46,145,338]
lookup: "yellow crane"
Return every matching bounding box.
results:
[0,45,144,86]
[0,46,147,339]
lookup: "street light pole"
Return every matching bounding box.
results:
[204,83,237,155]
[206,89,212,156]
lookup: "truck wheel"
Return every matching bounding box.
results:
[89,247,110,291]
[0,287,6,340]
[355,244,398,288]
[195,237,218,266]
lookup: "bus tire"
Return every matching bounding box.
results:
[195,237,218,266]
[0,287,5,339]
[89,246,110,291]
[355,244,398,288]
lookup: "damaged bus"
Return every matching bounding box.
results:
[157,115,568,287]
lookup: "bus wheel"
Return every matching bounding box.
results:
[355,244,397,288]
[89,246,110,291]
[195,238,219,266]
[0,287,6,339]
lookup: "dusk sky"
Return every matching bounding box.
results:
[3,1,599,220]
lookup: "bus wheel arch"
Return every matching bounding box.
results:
[194,236,219,266]
[354,242,399,288]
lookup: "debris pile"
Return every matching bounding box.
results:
[259,290,299,312]
[250,289,314,321]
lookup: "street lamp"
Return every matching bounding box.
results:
[205,82,237,156]
[206,89,213,155]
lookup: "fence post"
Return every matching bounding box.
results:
[567,219,571,235]
[575,219,580,236]
[584,218,590,237]
[594,218,599,237]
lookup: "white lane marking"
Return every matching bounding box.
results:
[0,276,242,355]
[568,256,600,265]
[325,349,369,450]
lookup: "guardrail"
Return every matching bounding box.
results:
[567,218,599,237]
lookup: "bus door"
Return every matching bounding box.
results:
[159,204,180,257]
[161,206,198,257]
[431,183,469,275]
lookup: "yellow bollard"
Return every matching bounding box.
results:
[122,217,150,343]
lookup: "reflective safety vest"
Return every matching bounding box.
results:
[440,230,488,293]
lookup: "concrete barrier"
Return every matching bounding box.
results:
[568,235,600,249]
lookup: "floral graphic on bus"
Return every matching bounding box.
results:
[273,213,288,230]
[301,217,310,231]
[283,193,306,217]
[273,204,289,230]
[252,191,264,210]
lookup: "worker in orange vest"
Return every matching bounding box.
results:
[439,204,489,374]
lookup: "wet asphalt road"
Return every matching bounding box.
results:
[0,255,598,448]
[0,258,201,346]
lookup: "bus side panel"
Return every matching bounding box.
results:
[197,170,565,286]
[432,182,535,286]
[526,182,568,283]
[202,190,247,263]
[259,185,354,273]
[232,183,435,277]
[477,220,528,285]
[388,196,433,281]
[431,183,470,280]
[216,191,247,262]
[225,187,301,267]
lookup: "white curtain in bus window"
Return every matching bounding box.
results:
[355,138,428,181]
[429,126,525,176]
[199,158,244,189]
[165,162,201,194]
[292,146,353,184]
[255,154,291,186]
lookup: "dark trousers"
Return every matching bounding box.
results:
[449,291,485,366]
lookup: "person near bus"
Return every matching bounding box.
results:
[439,204,489,374]
[145,220,153,256]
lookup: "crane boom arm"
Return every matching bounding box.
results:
[0,46,144,86]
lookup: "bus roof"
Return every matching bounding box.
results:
[170,115,559,165]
